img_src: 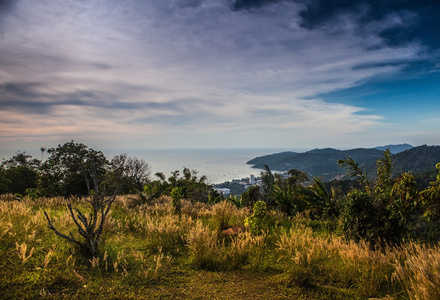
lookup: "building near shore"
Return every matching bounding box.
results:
[214,188,231,196]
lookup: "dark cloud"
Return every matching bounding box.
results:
[176,0,203,9]
[0,0,19,31]
[232,0,283,10]
[0,81,213,117]
[298,0,440,49]
[0,82,43,98]
[0,0,17,14]
[232,0,440,52]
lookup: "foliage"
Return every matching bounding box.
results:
[43,160,118,257]
[4,142,440,298]
[3,166,37,196]
[1,151,40,170]
[420,163,440,222]
[241,185,261,207]
[0,171,9,194]
[170,187,182,215]
[109,154,151,193]
[338,150,418,245]
[142,168,216,204]
[305,177,339,219]
[38,141,108,197]
[227,195,245,208]
[337,155,370,191]
[340,190,376,242]
[259,164,275,203]
[39,141,122,257]
[244,201,267,235]
[0,151,39,196]
[272,169,309,216]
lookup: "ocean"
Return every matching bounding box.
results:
[106,148,292,184]
[0,147,306,184]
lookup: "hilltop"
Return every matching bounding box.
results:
[247,144,440,180]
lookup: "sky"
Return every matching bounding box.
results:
[1,0,440,155]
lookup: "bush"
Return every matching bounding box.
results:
[245,201,267,236]
[340,191,376,243]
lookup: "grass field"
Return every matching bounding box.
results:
[1,194,439,299]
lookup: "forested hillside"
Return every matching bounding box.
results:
[247,145,439,181]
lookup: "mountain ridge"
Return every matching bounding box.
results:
[247,144,440,181]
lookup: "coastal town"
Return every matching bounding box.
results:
[213,174,260,196]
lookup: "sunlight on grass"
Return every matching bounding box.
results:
[1,195,439,299]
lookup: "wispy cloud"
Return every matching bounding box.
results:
[0,0,439,149]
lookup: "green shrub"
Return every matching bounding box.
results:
[170,187,182,215]
[245,201,267,236]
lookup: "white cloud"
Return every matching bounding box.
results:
[0,0,435,149]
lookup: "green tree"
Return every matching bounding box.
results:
[260,165,275,204]
[306,177,339,219]
[4,166,37,196]
[338,150,418,245]
[420,163,440,222]
[38,141,108,197]
[375,149,393,195]
[42,141,119,258]
[1,151,40,170]
[1,151,39,196]
[0,170,10,194]
[272,168,309,216]
[241,185,261,207]
[141,168,214,204]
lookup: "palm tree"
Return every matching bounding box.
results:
[305,177,338,219]
[40,147,47,162]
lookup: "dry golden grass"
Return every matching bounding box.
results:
[393,242,440,300]
[1,195,440,299]
[276,224,400,297]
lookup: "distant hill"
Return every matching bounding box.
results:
[390,145,440,175]
[374,143,413,154]
[247,145,439,181]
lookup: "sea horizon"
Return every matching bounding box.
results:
[1,147,311,184]
[105,148,309,184]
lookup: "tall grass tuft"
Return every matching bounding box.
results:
[15,241,35,263]
[276,225,399,297]
[209,200,248,231]
[186,219,220,270]
[393,242,440,300]
[186,219,268,271]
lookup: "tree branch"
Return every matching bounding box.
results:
[44,211,81,246]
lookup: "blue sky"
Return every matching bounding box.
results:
[0,0,439,154]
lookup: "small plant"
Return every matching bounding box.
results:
[171,187,182,215]
[245,201,267,235]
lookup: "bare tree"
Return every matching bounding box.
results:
[110,154,151,192]
[44,160,117,257]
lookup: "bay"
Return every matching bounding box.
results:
[106,148,292,184]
